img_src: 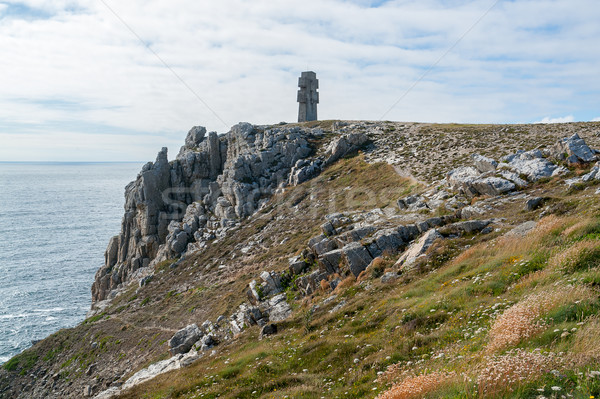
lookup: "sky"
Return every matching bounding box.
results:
[0,0,599,161]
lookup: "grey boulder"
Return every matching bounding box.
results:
[553,133,597,165]
[472,154,498,173]
[342,242,374,277]
[169,324,202,355]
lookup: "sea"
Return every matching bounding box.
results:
[0,162,143,365]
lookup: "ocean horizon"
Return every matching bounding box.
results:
[0,162,143,364]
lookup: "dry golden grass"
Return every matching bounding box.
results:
[477,349,562,397]
[320,279,331,292]
[450,216,567,272]
[487,286,594,353]
[573,316,600,360]
[376,371,456,399]
[561,219,590,237]
[548,239,599,270]
[333,275,356,293]
[532,215,567,239]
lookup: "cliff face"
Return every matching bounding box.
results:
[92,123,319,302]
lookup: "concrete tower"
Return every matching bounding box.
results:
[297,71,319,122]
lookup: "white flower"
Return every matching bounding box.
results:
[551,386,561,391]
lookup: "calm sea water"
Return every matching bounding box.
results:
[0,162,143,364]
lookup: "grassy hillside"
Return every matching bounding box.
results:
[114,174,600,399]
[2,121,600,399]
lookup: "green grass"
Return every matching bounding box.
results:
[3,351,39,375]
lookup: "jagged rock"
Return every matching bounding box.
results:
[582,163,600,182]
[296,270,328,296]
[446,166,480,192]
[244,306,263,326]
[318,249,343,274]
[324,132,368,166]
[197,334,216,351]
[326,213,352,230]
[289,255,310,275]
[92,147,171,302]
[105,236,119,271]
[425,216,445,227]
[342,242,374,277]
[472,154,498,173]
[471,177,516,197]
[380,272,399,284]
[265,294,292,321]
[93,123,318,302]
[184,126,206,149]
[503,152,557,181]
[552,166,569,177]
[460,205,488,219]
[446,167,511,198]
[395,229,443,269]
[288,159,321,186]
[259,324,278,339]
[334,226,377,246]
[83,385,93,397]
[499,170,528,188]
[200,320,215,334]
[169,324,202,355]
[367,227,406,257]
[247,280,261,304]
[552,133,597,165]
[139,275,153,287]
[309,235,338,255]
[525,197,544,211]
[397,195,429,211]
[260,271,283,296]
[441,220,492,236]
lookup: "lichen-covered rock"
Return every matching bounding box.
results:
[169,324,202,355]
[288,159,321,186]
[342,242,374,277]
[470,177,516,197]
[265,294,292,322]
[323,132,368,166]
[441,220,492,235]
[296,270,328,296]
[551,133,597,165]
[395,229,443,269]
[318,249,343,274]
[472,154,498,173]
[309,236,338,255]
[582,162,600,182]
[503,152,557,181]
[259,324,278,339]
[397,195,429,211]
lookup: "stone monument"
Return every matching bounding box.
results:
[297,71,319,122]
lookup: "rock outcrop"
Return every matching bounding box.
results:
[92,124,368,303]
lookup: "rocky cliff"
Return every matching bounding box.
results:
[92,122,366,303]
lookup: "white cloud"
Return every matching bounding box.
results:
[592,117,600,122]
[1,0,600,160]
[535,115,576,124]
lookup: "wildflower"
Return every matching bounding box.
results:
[551,386,561,391]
